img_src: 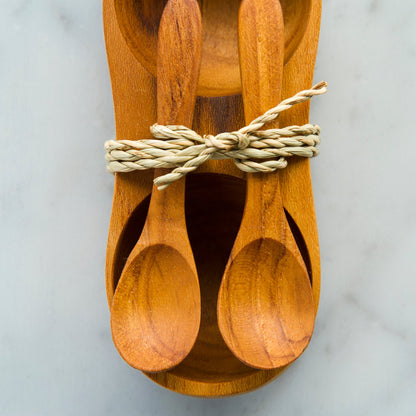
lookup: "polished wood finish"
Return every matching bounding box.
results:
[104,0,322,396]
[217,0,315,370]
[110,0,202,373]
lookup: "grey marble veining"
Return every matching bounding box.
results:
[1,0,415,415]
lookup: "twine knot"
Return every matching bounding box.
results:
[105,81,327,190]
[205,131,250,151]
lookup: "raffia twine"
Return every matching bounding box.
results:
[105,81,327,190]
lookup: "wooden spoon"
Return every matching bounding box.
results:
[110,0,202,373]
[217,0,315,370]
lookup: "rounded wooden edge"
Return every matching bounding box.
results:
[144,364,289,397]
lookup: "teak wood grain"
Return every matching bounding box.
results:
[110,0,202,373]
[104,0,322,397]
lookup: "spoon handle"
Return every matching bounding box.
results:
[145,0,202,234]
[239,0,286,237]
[157,1,202,127]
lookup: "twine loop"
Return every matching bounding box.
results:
[105,81,327,189]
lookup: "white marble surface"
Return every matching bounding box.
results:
[1,0,416,414]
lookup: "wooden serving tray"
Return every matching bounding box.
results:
[104,0,321,397]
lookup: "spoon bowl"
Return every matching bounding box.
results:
[219,238,315,368]
[111,245,200,371]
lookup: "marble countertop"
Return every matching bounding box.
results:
[1,0,415,415]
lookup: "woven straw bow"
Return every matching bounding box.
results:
[105,81,327,189]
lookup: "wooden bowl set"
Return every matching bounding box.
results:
[104,0,322,397]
